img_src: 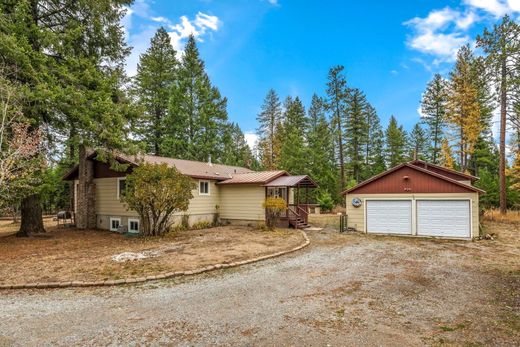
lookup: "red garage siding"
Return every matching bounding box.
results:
[347,166,477,194]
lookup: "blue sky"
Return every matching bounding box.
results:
[123,0,520,146]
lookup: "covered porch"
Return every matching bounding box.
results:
[264,175,318,229]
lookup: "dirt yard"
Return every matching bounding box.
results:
[0,217,56,237]
[0,225,304,284]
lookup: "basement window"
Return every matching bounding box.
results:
[110,217,121,232]
[128,218,139,233]
[199,180,210,196]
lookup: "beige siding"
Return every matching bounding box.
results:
[181,180,220,215]
[345,192,480,238]
[219,184,266,221]
[94,178,137,217]
[94,178,220,217]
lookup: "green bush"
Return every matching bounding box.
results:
[317,190,334,212]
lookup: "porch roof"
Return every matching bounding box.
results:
[263,175,318,188]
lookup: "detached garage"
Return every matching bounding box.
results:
[343,160,485,239]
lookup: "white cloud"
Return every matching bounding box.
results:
[244,132,259,151]
[168,12,220,52]
[123,1,220,76]
[464,0,511,17]
[404,7,478,63]
[266,0,279,5]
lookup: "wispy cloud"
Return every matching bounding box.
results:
[168,12,220,51]
[265,0,279,6]
[123,0,220,76]
[404,7,475,64]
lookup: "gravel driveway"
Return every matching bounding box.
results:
[1,226,519,346]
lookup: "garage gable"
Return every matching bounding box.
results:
[343,164,485,195]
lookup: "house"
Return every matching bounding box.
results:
[342,160,485,239]
[62,152,317,232]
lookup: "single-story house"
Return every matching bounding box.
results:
[63,152,317,232]
[342,160,485,239]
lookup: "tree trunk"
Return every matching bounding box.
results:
[17,194,45,237]
[499,56,507,215]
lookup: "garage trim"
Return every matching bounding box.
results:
[364,198,414,235]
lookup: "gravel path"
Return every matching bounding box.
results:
[1,229,518,346]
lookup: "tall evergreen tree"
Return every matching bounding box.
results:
[256,89,282,169]
[164,35,228,162]
[220,123,255,168]
[409,123,428,160]
[363,105,386,179]
[0,0,135,235]
[134,27,178,155]
[385,116,407,167]
[306,94,338,200]
[326,66,349,190]
[421,73,448,164]
[344,88,368,183]
[477,15,520,214]
[279,96,308,174]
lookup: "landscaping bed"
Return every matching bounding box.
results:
[0,225,305,284]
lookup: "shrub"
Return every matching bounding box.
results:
[263,197,287,229]
[122,163,195,236]
[317,190,334,212]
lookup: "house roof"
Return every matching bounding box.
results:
[263,175,318,188]
[409,159,479,182]
[62,152,254,181]
[216,170,287,185]
[342,162,485,195]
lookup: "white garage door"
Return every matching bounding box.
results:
[366,200,412,234]
[416,200,470,238]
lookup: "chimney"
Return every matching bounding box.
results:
[208,154,212,166]
[413,149,417,161]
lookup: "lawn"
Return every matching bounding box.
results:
[0,224,305,284]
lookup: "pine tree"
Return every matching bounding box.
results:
[344,88,368,182]
[0,0,135,235]
[363,105,386,179]
[385,116,407,167]
[279,96,308,174]
[440,138,455,169]
[256,89,282,169]
[409,123,428,160]
[306,94,338,200]
[421,73,448,164]
[164,35,228,162]
[134,27,178,155]
[446,45,482,173]
[477,15,520,214]
[326,66,349,190]
[220,123,255,168]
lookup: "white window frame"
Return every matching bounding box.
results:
[117,177,126,200]
[199,180,210,196]
[110,217,121,232]
[128,218,140,233]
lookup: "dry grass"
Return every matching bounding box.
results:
[308,213,341,228]
[483,209,520,223]
[0,225,304,284]
[0,217,57,237]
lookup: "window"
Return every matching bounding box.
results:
[267,187,287,200]
[128,218,140,233]
[199,180,210,196]
[110,217,121,232]
[117,178,126,200]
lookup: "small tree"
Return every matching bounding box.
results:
[263,197,287,230]
[123,163,195,236]
[317,191,334,213]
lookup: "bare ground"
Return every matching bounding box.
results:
[0,221,518,346]
[0,225,303,284]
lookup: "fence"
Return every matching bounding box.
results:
[339,214,348,233]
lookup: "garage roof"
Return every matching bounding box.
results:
[342,162,485,195]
